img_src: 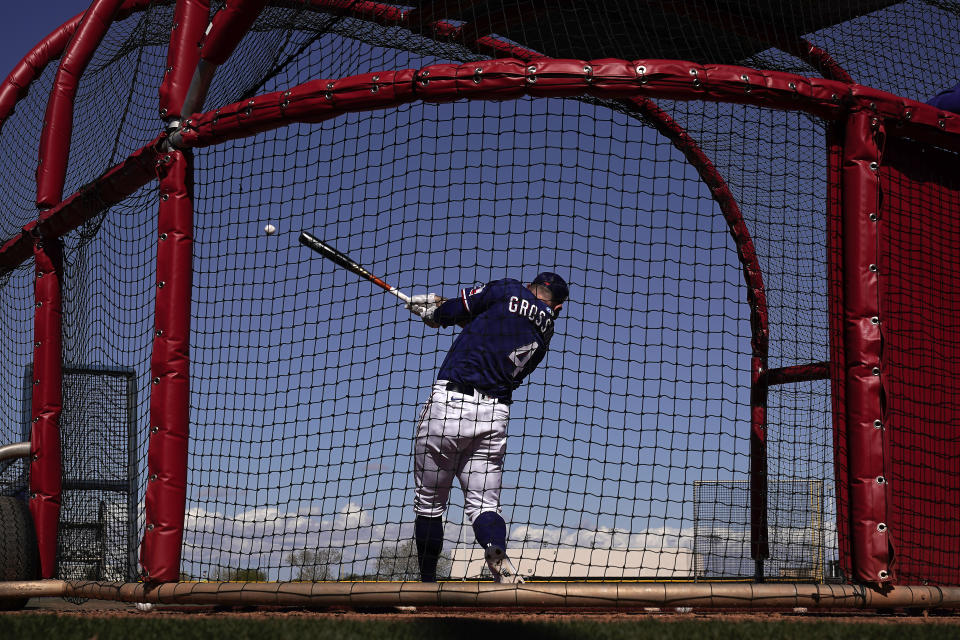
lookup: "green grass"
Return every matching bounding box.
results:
[1,615,957,640]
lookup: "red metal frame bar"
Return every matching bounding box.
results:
[29,235,64,579]
[172,60,960,149]
[36,0,128,209]
[0,0,166,132]
[762,362,830,387]
[0,15,83,132]
[839,110,891,587]
[158,0,211,121]
[0,138,162,274]
[199,0,269,66]
[140,149,194,583]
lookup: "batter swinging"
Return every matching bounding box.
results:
[406,273,569,582]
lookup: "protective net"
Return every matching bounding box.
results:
[0,0,957,587]
[181,28,837,582]
[876,136,960,585]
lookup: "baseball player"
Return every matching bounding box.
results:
[405,272,569,582]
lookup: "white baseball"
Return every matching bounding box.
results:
[135,602,154,612]
[264,224,277,235]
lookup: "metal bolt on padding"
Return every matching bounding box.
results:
[870,316,880,325]
[155,329,163,336]
[689,68,701,87]
[876,476,886,484]
[879,569,890,579]
[146,523,154,531]
[34,341,41,347]
[831,93,839,102]
[869,264,878,272]
[872,367,881,376]
[869,161,879,171]
[150,426,159,433]
[157,281,165,288]
[877,522,887,532]
[159,233,167,241]
[152,377,160,385]
[33,379,39,385]
[788,81,797,91]
[940,119,947,129]
[874,419,882,429]
[904,110,913,120]
[30,493,36,499]
[35,301,42,308]
[160,193,169,201]
[36,271,43,278]
[869,213,878,221]
[149,474,157,481]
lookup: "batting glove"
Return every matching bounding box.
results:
[406,293,441,326]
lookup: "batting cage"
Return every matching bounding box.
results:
[1,0,960,611]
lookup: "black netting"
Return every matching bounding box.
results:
[0,0,954,587]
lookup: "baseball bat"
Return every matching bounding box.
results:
[298,231,411,304]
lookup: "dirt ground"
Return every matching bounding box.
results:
[11,598,960,624]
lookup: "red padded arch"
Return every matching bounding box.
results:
[36,0,129,208]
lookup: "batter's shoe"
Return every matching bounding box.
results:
[484,544,525,584]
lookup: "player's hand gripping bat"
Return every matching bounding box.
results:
[298,231,411,304]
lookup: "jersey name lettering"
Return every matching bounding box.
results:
[507,295,553,334]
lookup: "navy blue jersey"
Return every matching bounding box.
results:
[432,278,557,401]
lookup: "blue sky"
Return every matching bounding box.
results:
[0,1,87,77]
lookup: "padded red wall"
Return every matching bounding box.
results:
[877,135,960,584]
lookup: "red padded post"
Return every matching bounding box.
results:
[200,0,268,66]
[36,0,126,209]
[140,149,193,583]
[158,0,211,121]
[840,110,893,586]
[29,235,64,579]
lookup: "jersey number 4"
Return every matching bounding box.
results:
[508,341,539,378]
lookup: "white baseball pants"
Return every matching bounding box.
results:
[413,381,509,522]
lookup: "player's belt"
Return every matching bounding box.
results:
[445,381,512,405]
